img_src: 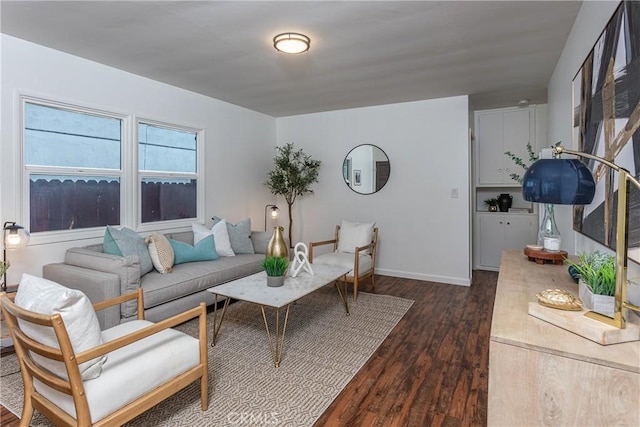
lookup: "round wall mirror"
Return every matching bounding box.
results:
[342,144,390,194]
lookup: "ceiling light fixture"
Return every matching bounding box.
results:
[273,32,310,54]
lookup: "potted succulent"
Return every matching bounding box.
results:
[566,251,615,317]
[484,198,499,212]
[263,256,288,287]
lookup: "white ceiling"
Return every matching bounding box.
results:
[0,1,583,117]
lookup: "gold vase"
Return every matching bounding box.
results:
[266,226,289,259]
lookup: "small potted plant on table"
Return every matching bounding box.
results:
[566,251,615,317]
[263,256,288,287]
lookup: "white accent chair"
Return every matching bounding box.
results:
[309,222,378,301]
[1,279,208,427]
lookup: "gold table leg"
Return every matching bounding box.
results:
[334,278,350,316]
[260,305,290,368]
[211,295,231,346]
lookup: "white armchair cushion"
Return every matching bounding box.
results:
[15,274,107,381]
[312,252,372,277]
[34,320,200,424]
[337,220,375,255]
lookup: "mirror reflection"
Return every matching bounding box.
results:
[342,144,390,194]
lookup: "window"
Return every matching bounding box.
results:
[24,101,123,233]
[138,122,198,223]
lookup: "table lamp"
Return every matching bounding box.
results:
[522,145,640,329]
[3,221,30,292]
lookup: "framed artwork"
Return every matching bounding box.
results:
[572,1,640,263]
[353,169,362,186]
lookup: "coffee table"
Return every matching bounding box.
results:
[207,264,351,367]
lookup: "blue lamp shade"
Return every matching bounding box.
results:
[522,159,596,205]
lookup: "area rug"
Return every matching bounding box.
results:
[0,287,413,426]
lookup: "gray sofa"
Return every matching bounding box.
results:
[43,230,271,329]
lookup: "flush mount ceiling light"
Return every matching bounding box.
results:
[273,32,310,54]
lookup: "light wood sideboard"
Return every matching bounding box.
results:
[488,250,640,426]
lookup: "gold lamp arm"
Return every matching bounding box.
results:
[554,144,640,328]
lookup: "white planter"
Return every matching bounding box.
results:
[578,280,614,317]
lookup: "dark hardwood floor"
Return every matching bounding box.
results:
[1,270,497,427]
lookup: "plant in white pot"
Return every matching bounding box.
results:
[566,251,615,317]
[263,256,288,287]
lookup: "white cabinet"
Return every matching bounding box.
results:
[477,213,536,270]
[476,107,533,185]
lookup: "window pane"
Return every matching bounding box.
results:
[30,175,120,232]
[138,123,197,173]
[141,178,196,223]
[25,103,121,169]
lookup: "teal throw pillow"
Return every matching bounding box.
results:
[170,235,219,264]
[103,226,154,275]
[212,216,254,254]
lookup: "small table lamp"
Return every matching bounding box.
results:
[522,145,640,329]
[2,222,30,292]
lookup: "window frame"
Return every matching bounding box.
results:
[20,95,129,244]
[135,117,205,233]
[18,95,206,245]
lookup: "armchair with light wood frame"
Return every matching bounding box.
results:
[309,223,378,301]
[1,284,208,427]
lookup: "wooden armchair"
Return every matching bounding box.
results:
[1,280,208,427]
[309,224,378,301]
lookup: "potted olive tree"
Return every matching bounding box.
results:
[266,143,321,248]
[263,256,289,287]
[566,251,615,317]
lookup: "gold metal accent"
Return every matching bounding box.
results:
[334,278,350,316]
[536,289,582,311]
[261,305,290,368]
[553,145,640,329]
[210,295,231,346]
[266,226,289,259]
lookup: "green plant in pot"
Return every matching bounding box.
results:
[484,198,499,212]
[263,256,288,287]
[565,251,615,317]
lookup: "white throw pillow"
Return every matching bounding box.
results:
[192,221,235,257]
[146,232,174,273]
[337,220,375,255]
[15,274,107,380]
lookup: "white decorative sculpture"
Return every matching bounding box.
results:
[289,242,314,278]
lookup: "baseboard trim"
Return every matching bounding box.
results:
[375,268,471,287]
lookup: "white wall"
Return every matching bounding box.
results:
[0,35,276,283]
[276,96,471,286]
[547,1,639,278]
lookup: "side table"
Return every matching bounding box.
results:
[1,285,18,354]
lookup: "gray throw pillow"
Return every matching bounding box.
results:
[104,225,154,275]
[212,216,255,254]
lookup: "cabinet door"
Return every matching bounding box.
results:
[477,113,504,185]
[478,214,507,268]
[503,215,536,250]
[502,109,532,183]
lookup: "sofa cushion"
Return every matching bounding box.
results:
[34,320,199,424]
[103,226,154,275]
[212,216,255,254]
[146,232,174,274]
[15,274,107,381]
[169,235,218,265]
[192,222,234,257]
[139,254,264,309]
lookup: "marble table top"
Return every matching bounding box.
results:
[207,264,350,308]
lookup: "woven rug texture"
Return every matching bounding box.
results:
[0,287,413,426]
